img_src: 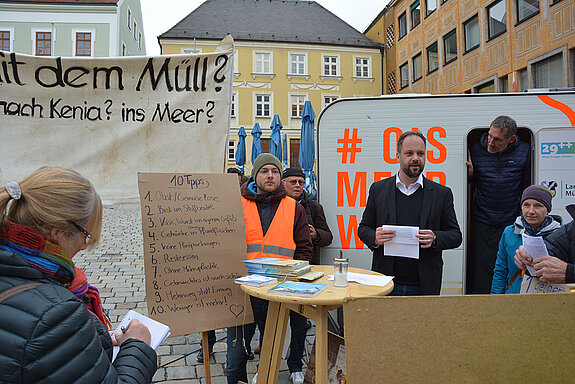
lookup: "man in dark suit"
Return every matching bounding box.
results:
[358,131,462,295]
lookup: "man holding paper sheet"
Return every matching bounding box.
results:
[359,131,462,295]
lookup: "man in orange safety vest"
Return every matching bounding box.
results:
[226,153,313,384]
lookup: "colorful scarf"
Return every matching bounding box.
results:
[513,215,561,237]
[1,220,111,329]
[69,267,112,330]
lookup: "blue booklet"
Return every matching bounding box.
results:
[268,281,327,298]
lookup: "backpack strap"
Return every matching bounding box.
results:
[0,282,42,304]
[504,271,523,294]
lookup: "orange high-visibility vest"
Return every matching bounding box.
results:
[242,196,297,260]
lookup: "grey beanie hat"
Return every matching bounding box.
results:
[251,153,282,178]
[521,185,552,212]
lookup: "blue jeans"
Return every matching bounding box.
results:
[226,297,267,384]
[287,310,307,373]
[388,283,422,296]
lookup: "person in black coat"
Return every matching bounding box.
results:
[466,115,531,294]
[515,204,575,284]
[358,131,462,295]
[0,167,157,384]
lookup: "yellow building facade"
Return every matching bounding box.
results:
[159,0,382,175]
[367,0,575,94]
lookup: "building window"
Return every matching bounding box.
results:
[323,55,339,76]
[261,138,271,154]
[35,32,51,56]
[487,0,506,40]
[290,53,306,75]
[128,9,132,29]
[233,49,239,73]
[426,0,437,16]
[133,21,137,39]
[354,57,371,78]
[228,141,235,161]
[411,0,421,28]
[443,29,457,64]
[533,52,563,88]
[427,42,439,73]
[323,95,339,109]
[475,80,495,93]
[75,32,91,56]
[291,94,306,118]
[400,62,409,88]
[398,12,407,39]
[138,32,142,49]
[255,93,271,117]
[254,52,271,74]
[412,53,422,82]
[231,92,237,118]
[0,31,10,51]
[122,43,126,56]
[499,75,508,93]
[289,138,300,168]
[518,68,528,91]
[464,15,480,52]
[517,0,539,23]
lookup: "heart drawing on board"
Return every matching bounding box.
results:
[229,304,245,318]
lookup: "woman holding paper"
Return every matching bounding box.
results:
[490,185,560,294]
[0,167,157,383]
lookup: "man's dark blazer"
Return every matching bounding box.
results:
[358,176,462,295]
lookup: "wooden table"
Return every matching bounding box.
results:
[240,265,393,384]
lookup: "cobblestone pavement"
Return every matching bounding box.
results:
[76,205,313,384]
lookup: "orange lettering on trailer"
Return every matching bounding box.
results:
[336,215,364,250]
[374,171,392,182]
[426,171,446,186]
[426,126,447,164]
[337,172,367,207]
[382,127,402,164]
[537,95,575,126]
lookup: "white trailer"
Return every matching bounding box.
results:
[317,91,575,294]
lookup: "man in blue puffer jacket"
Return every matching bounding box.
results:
[466,115,531,294]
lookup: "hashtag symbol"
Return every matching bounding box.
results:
[337,128,362,164]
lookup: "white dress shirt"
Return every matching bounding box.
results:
[395,173,424,196]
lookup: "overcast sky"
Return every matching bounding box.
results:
[140,0,388,55]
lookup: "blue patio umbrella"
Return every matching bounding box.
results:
[299,101,317,198]
[269,114,283,162]
[235,126,247,175]
[251,122,263,167]
[282,133,288,170]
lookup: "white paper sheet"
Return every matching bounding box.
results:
[382,225,420,259]
[522,233,549,276]
[328,272,394,287]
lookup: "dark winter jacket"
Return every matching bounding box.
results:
[545,206,575,283]
[300,193,333,265]
[0,249,157,384]
[469,133,530,226]
[243,182,313,261]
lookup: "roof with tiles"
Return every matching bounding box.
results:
[160,0,380,49]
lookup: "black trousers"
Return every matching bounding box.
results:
[466,219,506,294]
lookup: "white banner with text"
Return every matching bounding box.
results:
[0,36,234,205]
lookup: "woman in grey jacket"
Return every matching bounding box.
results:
[0,167,157,383]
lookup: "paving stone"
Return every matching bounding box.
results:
[196,363,224,377]
[166,366,196,380]
[152,368,166,382]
